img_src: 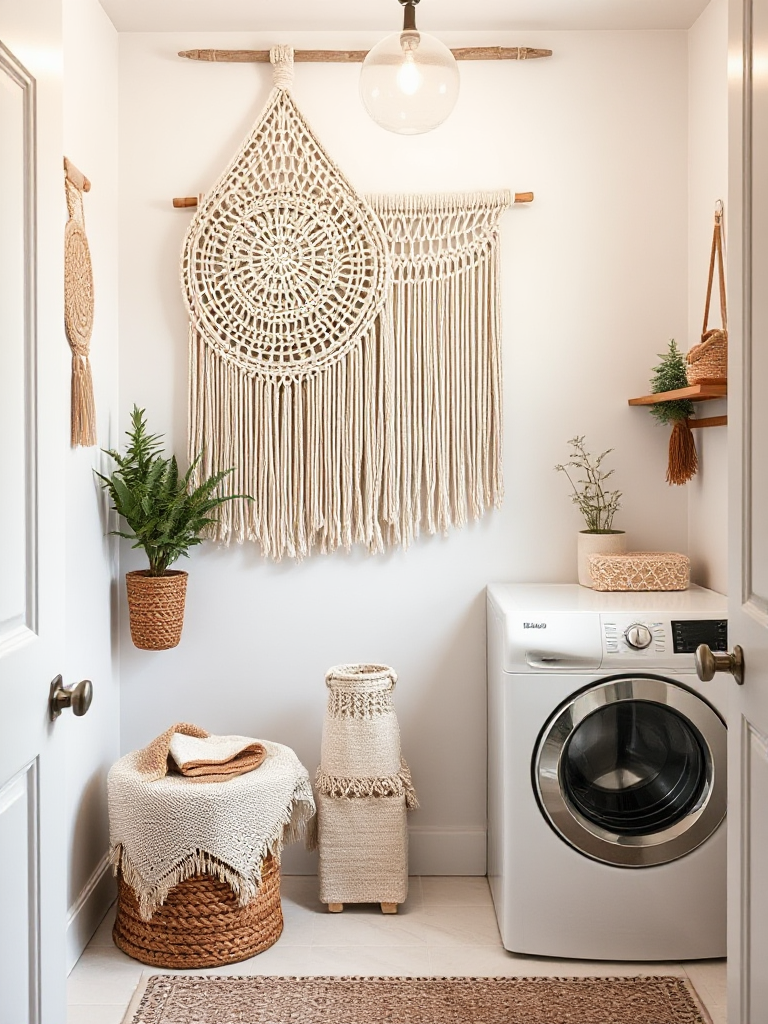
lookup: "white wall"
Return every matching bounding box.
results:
[63,0,120,968]
[117,29,689,873]
[687,0,729,595]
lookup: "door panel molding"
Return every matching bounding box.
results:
[0,39,38,654]
[0,759,41,1024]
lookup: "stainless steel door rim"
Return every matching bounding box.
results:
[534,675,727,868]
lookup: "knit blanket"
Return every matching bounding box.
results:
[108,738,316,920]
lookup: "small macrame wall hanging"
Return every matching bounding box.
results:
[64,158,97,447]
[182,47,508,560]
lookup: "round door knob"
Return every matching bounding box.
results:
[625,623,653,649]
[695,644,744,685]
[48,676,93,721]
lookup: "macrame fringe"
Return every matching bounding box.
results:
[315,759,419,810]
[70,352,97,448]
[190,314,390,560]
[111,774,317,920]
[190,191,507,560]
[667,419,698,485]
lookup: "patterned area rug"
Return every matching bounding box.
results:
[125,975,710,1023]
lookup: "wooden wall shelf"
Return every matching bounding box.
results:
[628,379,727,428]
[628,379,727,406]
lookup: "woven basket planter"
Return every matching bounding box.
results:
[125,570,188,651]
[588,552,690,592]
[112,854,282,968]
[687,329,727,383]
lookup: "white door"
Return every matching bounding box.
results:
[0,6,70,1023]
[725,0,768,1019]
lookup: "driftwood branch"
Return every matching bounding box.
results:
[178,47,553,64]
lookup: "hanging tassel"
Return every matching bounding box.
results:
[667,419,698,485]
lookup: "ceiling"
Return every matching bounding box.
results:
[98,0,711,34]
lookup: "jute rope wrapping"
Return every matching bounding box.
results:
[182,47,508,560]
[64,176,97,447]
[113,853,283,968]
[317,665,417,906]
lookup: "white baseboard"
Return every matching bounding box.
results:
[408,826,487,876]
[66,851,116,973]
[281,826,486,877]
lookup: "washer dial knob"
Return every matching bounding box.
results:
[625,623,653,650]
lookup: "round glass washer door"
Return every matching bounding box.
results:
[534,676,727,867]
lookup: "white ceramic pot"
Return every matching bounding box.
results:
[577,531,626,588]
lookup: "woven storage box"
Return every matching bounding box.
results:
[588,552,690,592]
[317,792,409,905]
[113,853,282,968]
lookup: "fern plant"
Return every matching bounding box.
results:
[555,436,622,533]
[649,340,694,424]
[96,406,242,576]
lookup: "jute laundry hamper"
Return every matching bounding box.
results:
[316,664,418,913]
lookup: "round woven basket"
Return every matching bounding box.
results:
[125,570,188,651]
[112,855,283,968]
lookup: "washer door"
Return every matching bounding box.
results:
[534,676,727,867]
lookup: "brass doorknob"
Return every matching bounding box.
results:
[695,644,744,686]
[48,675,93,720]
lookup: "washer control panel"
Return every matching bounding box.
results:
[602,618,667,658]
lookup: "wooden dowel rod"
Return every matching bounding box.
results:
[178,46,552,64]
[63,156,91,192]
[173,191,535,209]
[687,415,728,429]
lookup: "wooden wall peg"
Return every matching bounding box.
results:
[64,156,91,193]
[174,191,535,209]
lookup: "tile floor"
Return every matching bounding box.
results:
[67,876,727,1024]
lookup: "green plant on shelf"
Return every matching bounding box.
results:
[555,436,622,534]
[648,340,695,424]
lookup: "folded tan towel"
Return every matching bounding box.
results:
[169,733,267,782]
[135,723,209,781]
[134,723,266,783]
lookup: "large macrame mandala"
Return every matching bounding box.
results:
[182,47,508,560]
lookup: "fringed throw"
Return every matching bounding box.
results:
[64,174,97,447]
[108,737,316,921]
[182,46,508,560]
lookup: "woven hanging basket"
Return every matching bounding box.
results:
[688,207,727,384]
[125,570,188,651]
[112,854,282,968]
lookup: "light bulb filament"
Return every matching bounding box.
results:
[397,51,421,96]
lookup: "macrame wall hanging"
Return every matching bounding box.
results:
[182,47,508,560]
[64,158,97,447]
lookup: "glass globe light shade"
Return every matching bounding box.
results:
[360,29,460,135]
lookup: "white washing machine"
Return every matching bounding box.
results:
[487,583,728,961]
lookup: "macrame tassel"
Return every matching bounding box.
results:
[667,419,698,485]
[70,351,97,448]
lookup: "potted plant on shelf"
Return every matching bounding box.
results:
[555,436,625,588]
[96,406,243,650]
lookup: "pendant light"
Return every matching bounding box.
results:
[360,0,460,136]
